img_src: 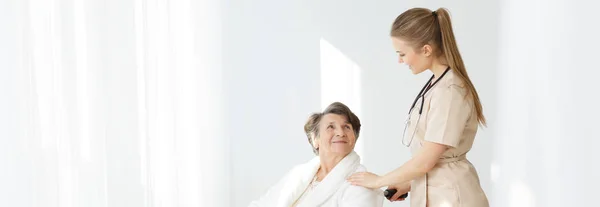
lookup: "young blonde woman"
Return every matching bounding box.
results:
[347,7,489,207]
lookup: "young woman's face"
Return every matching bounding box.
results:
[391,37,433,74]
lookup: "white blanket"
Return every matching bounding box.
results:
[249,151,383,207]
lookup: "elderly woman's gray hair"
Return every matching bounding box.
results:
[303,102,361,155]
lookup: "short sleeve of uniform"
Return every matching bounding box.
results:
[423,84,471,148]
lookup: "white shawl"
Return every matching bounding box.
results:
[249,151,383,207]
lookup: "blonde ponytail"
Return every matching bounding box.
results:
[435,8,486,126]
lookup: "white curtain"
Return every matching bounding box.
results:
[1,0,228,206]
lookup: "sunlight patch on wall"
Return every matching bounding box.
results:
[319,38,363,158]
[509,181,535,207]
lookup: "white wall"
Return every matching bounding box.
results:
[493,0,600,206]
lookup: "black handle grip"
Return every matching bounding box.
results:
[384,189,408,199]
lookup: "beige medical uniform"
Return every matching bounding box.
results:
[407,70,489,207]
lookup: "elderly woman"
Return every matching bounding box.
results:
[249,102,383,207]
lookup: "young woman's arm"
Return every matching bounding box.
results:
[376,141,447,187]
[347,141,447,188]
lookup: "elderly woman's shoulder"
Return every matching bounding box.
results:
[354,164,369,173]
[342,165,384,204]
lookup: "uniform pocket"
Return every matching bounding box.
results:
[426,185,460,206]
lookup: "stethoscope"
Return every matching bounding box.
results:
[401,67,451,147]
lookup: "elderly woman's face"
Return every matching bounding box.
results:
[316,113,356,157]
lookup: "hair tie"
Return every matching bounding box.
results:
[432,11,438,17]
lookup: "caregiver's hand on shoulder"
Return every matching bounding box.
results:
[347,172,382,189]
